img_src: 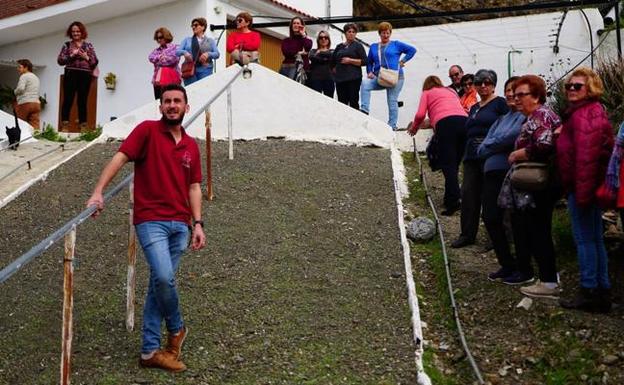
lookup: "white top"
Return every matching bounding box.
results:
[14,72,40,105]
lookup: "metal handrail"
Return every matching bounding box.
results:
[0,143,64,185]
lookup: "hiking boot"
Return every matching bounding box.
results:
[488,267,514,282]
[165,326,188,360]
[502,271,534,286]
[139,350,186,372]
[520,280,560,300]
[560,287,598,312]
[451,236,474,249]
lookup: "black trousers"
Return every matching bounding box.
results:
[61,69,92,123]
[336,78,362,110]
[435,115,467,208]
[307,78,335,98]
[459,159,484,240]
[483,169,513,269]
[511,190,558,282]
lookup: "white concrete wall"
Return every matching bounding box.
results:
[358,9,604,129]
[103,63,394,148]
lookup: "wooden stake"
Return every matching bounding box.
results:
[205,109,214,201]
[60,225,76,385]
[126,180,137,332]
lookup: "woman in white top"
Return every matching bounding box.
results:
[14,59,41,134]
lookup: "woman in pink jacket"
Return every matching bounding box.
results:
[557,67,614,313]
[409,75,468,215]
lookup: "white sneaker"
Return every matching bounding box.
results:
[520,280,561,300]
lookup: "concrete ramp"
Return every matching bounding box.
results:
[103,64,394,148]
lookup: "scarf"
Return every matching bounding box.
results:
[191,36,200,63]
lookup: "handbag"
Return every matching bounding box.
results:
[181,59,195,79]
[510,162,549,191]
[376,44,398,88]
[155,66,181,86]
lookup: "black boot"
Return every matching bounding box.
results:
[560,287,597,312]
[595,287,612,313]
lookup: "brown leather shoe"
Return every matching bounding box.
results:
[139,350,186,372]
[165,326,188,360]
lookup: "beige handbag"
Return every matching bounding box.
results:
[376,43,398,88]
[510,162,549,191]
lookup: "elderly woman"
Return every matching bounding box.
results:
[279,17,312,81]
[148,27,181,100]
[177,17,220,86]
[459,74,478,113]
[557,67,614,312]
[360,22,416,130]
[452,69,509,249]
[498,75,561,297]
[307,31,334,97]
[226,12,260,66]
[409,75,467,215]
[477,76,525,282]
[57,21,98,132]
[14,59,41,134]
[333,23,367,109]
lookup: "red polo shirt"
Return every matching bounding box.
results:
[119,119,202,225]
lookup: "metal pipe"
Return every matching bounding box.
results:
[579,9,595,68]
[616,0,622,59]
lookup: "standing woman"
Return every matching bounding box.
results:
[360,22,416,130]
[57,21,98,132]
[499,75,561,298]
[408,75,467,215]
[333,23,367,109]
[226,12,260,65]
[148,27,181,100]
[307,31,334,97]
[452,69,509,248]
[177,17,220,86]
[279,17,312,80]
[557,67,614,312]
[14,59,41,134]
[459,74,478,113]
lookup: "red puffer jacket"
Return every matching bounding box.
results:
[557,100,614,207]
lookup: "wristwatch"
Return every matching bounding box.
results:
[193,219,204,228]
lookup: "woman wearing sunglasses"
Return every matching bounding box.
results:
[557,67,614,313]
[177,17,220,85]
[307,31,334,97]
[226,12,260,66]
[148,27,181,100]
[459,74,478,113]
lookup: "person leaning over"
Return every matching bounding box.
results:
[226,12,260,66]
[332,23,367,108]
[14,59,41,134]
[86,83,206,372]
[360,22,416,130]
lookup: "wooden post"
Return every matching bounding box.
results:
[60,225,76,385]
[126,180,137,332]
[205,108,214,201]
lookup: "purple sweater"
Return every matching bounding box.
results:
[148,43,180,84]
[281,35,312,70]
[57,41,98,73]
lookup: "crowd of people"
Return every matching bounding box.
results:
[409,65,624,315]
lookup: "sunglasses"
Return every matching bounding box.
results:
[319,36,329,40]
[236,18,245,23]
[474,80,493,87]
[564,83,585,91]
[191,23,200,27]
[462,81,473,87]
[156,35,165,40]
[513,92,532,99]
[449,72,461,78]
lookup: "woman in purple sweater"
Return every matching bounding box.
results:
[279,17,312,81]
[148,27,181,100]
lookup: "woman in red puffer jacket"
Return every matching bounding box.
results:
[556,67,614,313]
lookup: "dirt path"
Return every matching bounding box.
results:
[0,141,419,385]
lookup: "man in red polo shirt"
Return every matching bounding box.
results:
[86,83,205,372]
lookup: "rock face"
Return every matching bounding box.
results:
[407,216,437,243]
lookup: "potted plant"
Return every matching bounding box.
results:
[104,72,117,90]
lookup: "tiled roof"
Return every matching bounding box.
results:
[264,0,314,18]
[0,0,68,20]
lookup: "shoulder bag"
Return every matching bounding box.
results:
[510,161,549,191]
[376,43,398,88]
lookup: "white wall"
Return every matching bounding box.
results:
[357,9,604,129]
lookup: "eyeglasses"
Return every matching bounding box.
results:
[156,35,165,40]
[449,72,461,78]
[564,83,585,91]
[474,80,493,87]
[513,92,532,99]
[236,18,245,23]
[191,23,200,28]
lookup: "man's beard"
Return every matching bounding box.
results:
[163,111,185,126]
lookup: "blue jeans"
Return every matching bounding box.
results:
[183,65,213,86]
[359,76,405,130]
[568,193,610,289]
[135,221,189,353]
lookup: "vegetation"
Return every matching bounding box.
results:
[35,124,66,142]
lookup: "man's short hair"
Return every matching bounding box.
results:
[449,64,463,74]
[160,84,188,104]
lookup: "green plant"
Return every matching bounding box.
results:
[595,56,624,129]
[0,84,16,110]
[71,125,102,142]
[35,124,66,142]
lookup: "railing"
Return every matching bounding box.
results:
[0,143,65,185]
[0,64,249,385]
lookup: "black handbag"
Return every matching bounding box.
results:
[426,134,440,171]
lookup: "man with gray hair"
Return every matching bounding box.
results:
[448,64,465,97]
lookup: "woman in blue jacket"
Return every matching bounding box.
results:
[360,22,416,130]
[177,17,220,86]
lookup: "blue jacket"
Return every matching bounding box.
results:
[177,35,220,70]
[366,40,416,77]
[477,111,525,172]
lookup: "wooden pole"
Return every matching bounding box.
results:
[60,225,76,385]
[205,108,214,201]
[126,179,137,332]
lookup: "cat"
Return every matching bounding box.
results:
[5,108,21,150]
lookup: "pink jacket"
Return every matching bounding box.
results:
[557,100,614,207]
[412,87,466,134]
